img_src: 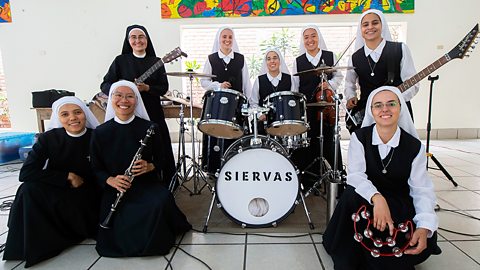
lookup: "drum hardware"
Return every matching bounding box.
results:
[167,71,213,195]
[165,71,217,78]
[293,66,355,77]
[301,69,349,223]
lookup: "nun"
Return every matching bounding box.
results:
[323,86,439,269]
[91,80,191,257]
[100,24,176,186]
[199,26,251,175]
[249,47,295,134]
[290,25,343,186]
[345,9,419,133]
[3,97,101,268]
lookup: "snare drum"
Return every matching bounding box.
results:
[264,91,308,136]
[216,135,299,228]
[277,132,310,150]
[198,89,247,139]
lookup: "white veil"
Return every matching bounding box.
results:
[104,80,150,122]
[211,26,240,53]
[299,25,328,55]
[354,9,393,52]
[361,86,418,139]
[259,47,290,76]
[47,96,99,131]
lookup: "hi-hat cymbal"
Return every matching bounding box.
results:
[293,66,354,76]
[162,95,202,108]
[165,71,217,78]
[307,101,335,107]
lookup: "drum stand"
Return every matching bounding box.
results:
[171,74,212,195]
[303,72,347,222]
[202,108,314,232]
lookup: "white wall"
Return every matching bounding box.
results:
[0,0,479,132]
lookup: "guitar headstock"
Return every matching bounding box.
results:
[162,47,188,64]
[447,23,479,60]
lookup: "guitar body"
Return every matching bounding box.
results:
[345,24,478,134]
[93,47,188,123]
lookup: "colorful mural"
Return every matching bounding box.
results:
[0,0,11,23]
[161,0,414,19]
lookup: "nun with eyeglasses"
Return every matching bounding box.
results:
[100,24,176,187]
[323,86,440,270]
[91,80,191,257]
[3,97,101,268]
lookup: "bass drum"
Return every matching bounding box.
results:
[216,135,299,228]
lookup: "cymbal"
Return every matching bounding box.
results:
[293,66,355,76]
[162,95,202,108]
[307,101,335,107]
[165,71,217,78]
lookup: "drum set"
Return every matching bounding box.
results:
[166,66,352,231]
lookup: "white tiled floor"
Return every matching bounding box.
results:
[0,139,479,269]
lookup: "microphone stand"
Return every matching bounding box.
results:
[426,75,457,187]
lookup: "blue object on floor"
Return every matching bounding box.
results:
[19,145,34,162]
[0,132,36,163]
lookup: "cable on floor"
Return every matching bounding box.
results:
[437,205,480,237]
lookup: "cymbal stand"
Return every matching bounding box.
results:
[181,74,212,195]
[169,102,190,195]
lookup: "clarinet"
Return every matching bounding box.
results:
[100,124,156,229]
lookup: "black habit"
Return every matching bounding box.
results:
[100,53,176,186]
[3,128,101,268]
[90,117,191,257]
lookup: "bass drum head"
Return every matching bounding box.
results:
[216,145,299,227]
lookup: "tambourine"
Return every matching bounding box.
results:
[351,205,414,257]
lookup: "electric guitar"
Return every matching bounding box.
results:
[91,47,188,112]
[346,24,479,133]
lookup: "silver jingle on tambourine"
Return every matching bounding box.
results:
[354,233,363,242]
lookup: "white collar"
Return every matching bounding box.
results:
[266,72,282,82]
[133,52,146,58]
[306,50,322,64]
[66,128,87,138]
[372,124,400,147]
[114,115,135,124]
[218,50,234,59]
[364,39,386,61]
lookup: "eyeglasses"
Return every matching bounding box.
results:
[371,101,399,110]
[112,92,136,101]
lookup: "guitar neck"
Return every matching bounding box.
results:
[136,59,165,84]
[398,54,451,93]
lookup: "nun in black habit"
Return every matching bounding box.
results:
[91,81,191,257]
[3,97,101,268]
[100,24,175,186]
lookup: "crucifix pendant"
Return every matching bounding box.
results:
[382,169,387,174]
[370,72,375,76]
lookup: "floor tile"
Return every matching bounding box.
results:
[171,244,244,270]
[246,244,322,270]
[452,241,480,264]
[90,255,168,270]
[180,231,246,245]
[436,190,480,210]
[13,245,99,270]
[417,241,480,269]
[315,243,334,270]
[247,232,313,244]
